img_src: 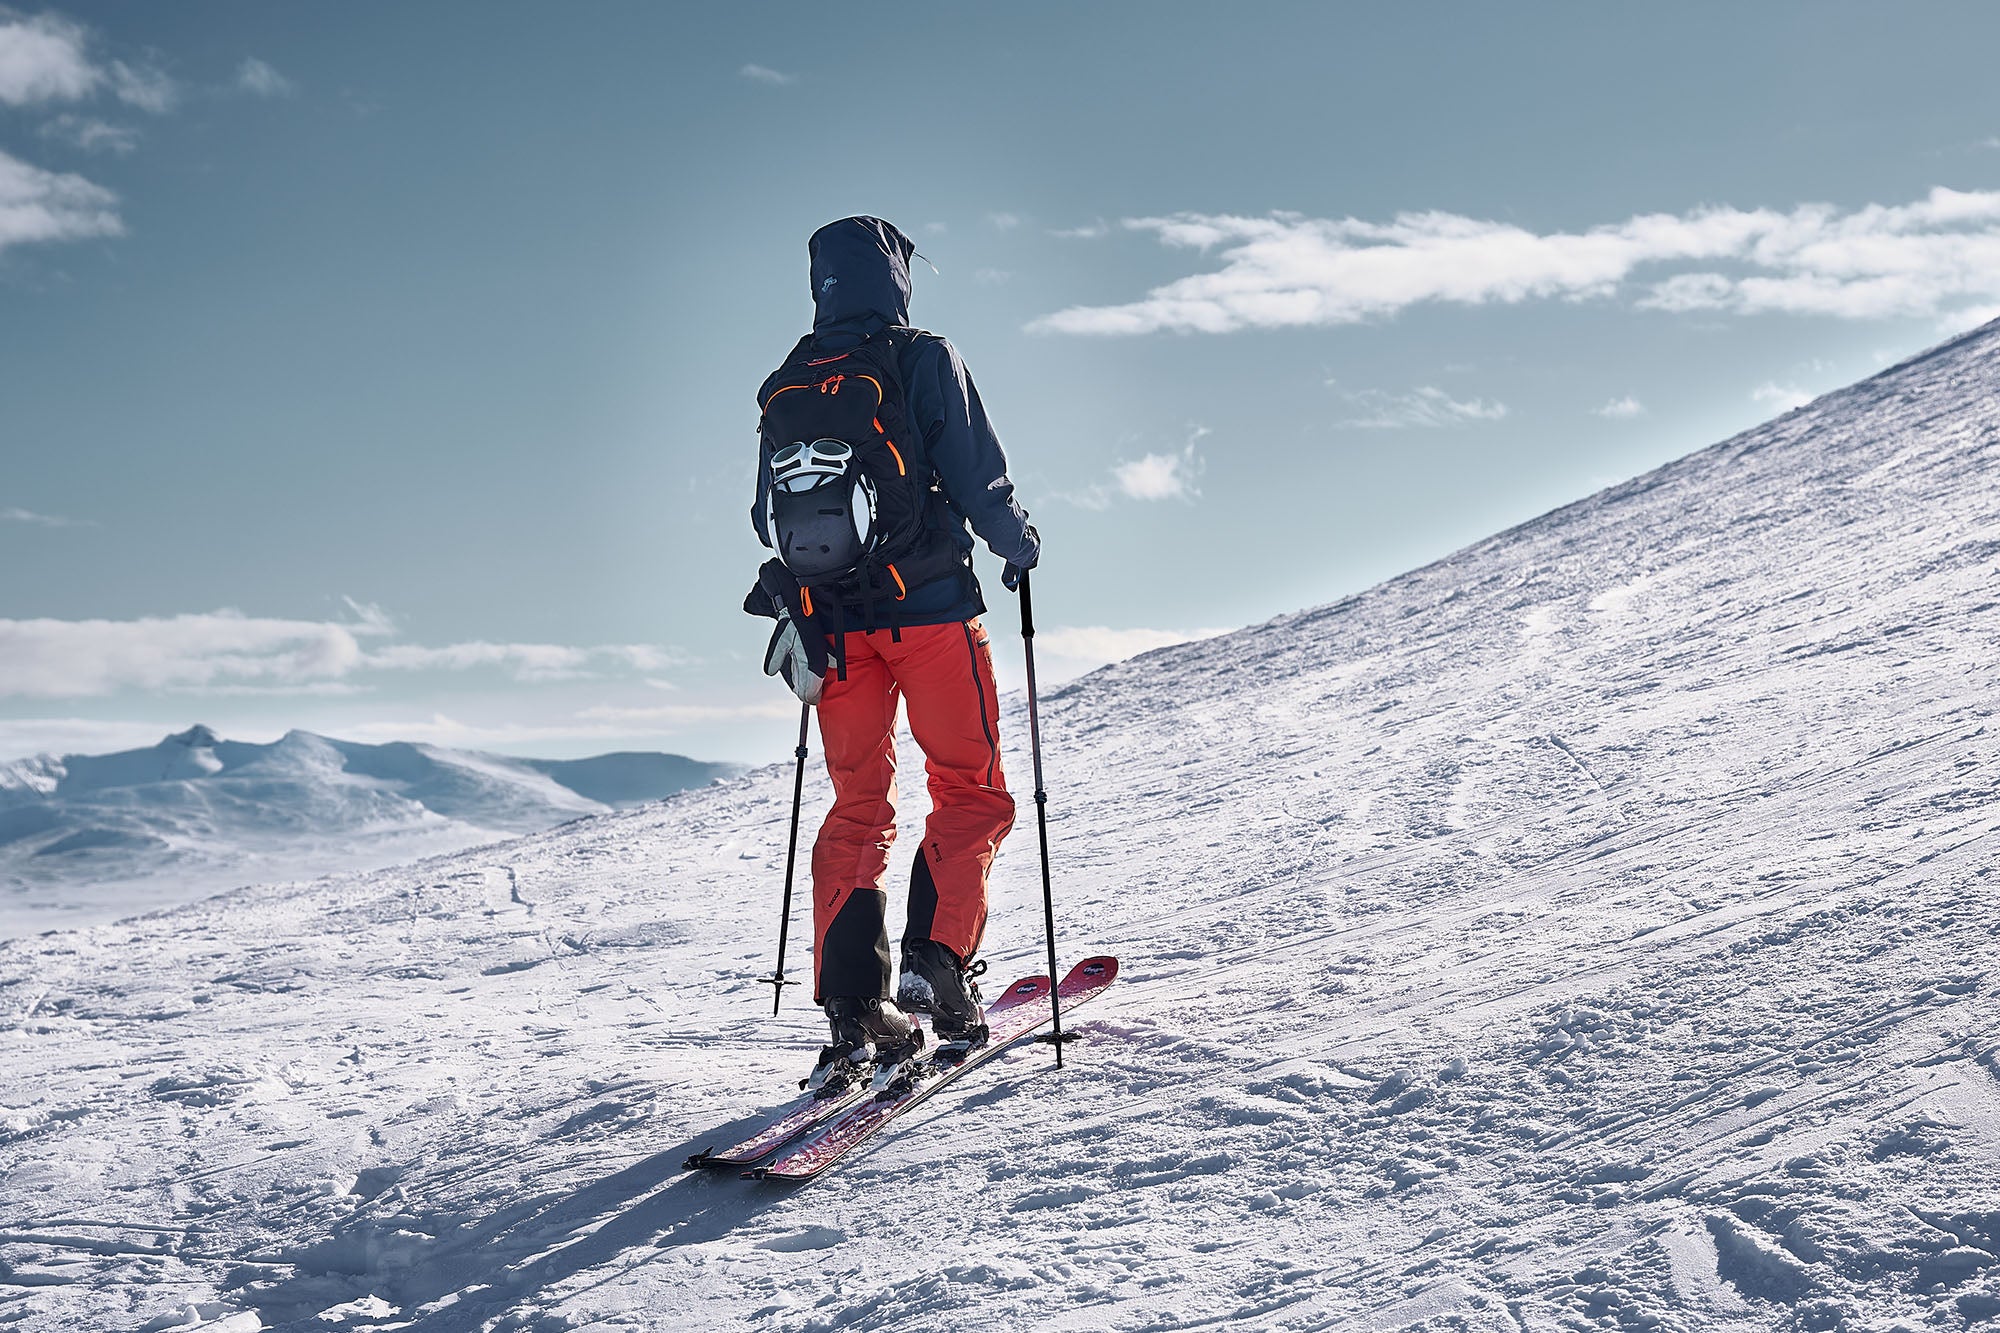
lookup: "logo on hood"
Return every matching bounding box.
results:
[820,275,839,295]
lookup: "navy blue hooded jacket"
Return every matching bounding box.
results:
[751,216,1038,628]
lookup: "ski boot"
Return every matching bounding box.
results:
[868,1012,928,1096]
[896,939,989,1065]
[804,997,914,1098]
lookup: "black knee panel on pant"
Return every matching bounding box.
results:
[821,887,891,1000]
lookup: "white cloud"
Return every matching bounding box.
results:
[988,211,1022,231]
[973,267,1010,286]
[739,63,795,86]
[37,113,137,154]
[366,641,686,683]
[1113,443,1202,500]
[1594,395,1646,419]
[1057,429,1209,509]
[366,642,596,681]
[0,14,173,113]
[1939,302,2000,334]
[336,597,394,636]
[1051,221,1110,240]
[1637,272,1733,313]
[607,644,689,673]
[1,505,91,527]
[0,146,121,254]
[0,607,688,698]
[0,611,372,698]
[106,58,173,112]
[0,11,95,105]
[0,18,169,259]
[235,57,292,97]
[1028,188,2000,335]
[1751,382,1813,412]
[1333,385,1508,430]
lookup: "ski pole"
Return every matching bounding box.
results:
[760,700,812,1016]
[1017,570,1068,1067]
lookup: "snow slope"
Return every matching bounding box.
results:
[4,322,2000,1332]
[0,729,741,935]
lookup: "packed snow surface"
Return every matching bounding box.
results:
[5,321,2000,1331]
[0,729,740,933]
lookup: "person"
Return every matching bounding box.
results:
[746,216,1039,1092]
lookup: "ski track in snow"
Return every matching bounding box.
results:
[5,324,2000,1331]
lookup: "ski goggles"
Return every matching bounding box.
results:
[771,438,854,490]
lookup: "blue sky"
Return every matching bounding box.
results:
[5,2,2000,764]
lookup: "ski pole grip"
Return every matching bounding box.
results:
[1017,568,1035,637]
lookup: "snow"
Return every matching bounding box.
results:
[0,730,742,933]
[5,321,2000,1330]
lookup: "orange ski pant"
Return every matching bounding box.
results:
[810,618,1015,1002]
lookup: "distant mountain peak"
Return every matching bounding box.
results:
[1,728,748,924]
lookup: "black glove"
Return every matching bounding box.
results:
[1002,525,1040,593]
[742,559,787,620]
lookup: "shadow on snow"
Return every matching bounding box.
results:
[217,1121,796,1333]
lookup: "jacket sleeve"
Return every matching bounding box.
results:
[911,337,1039,567]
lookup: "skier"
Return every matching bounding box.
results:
[747,216,1040,1094]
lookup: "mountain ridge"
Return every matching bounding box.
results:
[0,726,744,931]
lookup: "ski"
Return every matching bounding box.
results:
[682,978,1049,1170]
[681,982,1047,1173]
[749,955,1118,1183]
[682,1075,875,1171]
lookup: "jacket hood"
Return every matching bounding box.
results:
[809,216,915,334]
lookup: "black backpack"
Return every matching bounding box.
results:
[757,328,960,620]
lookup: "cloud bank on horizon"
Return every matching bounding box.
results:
[0,603,688,699]
[1031,188,2000,335]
